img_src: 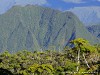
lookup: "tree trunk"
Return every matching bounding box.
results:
[77,48,80,72]
[83,53,90,68]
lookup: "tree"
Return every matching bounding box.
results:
[70,38,96,71]
[28,63,54,75]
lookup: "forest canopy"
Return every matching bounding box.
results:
[0,38,100,75]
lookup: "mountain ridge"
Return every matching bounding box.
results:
[0,5,99,52]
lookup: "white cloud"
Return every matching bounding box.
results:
[62,0,84,3]
[15,0,47,5]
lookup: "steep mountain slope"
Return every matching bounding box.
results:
[87,25,100,38]
[0,5,99,52]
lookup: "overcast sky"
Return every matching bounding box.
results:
[0,0,100,14]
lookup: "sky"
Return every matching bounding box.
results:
[0,0,100,14]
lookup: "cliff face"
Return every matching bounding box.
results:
[0,5,99,52]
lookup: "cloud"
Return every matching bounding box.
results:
[15,0,47,5]
[62,0,100,3]
[62,0,84,3]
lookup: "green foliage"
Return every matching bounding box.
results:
[28,63,54,75]
[0,38,99,75]
[70,38,99,72]
[64,60,77,71]
[70,38,96,53]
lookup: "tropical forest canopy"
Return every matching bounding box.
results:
[0,38,100,75]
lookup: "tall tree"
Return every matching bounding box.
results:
[70,38,96,71]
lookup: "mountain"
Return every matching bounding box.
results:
[0,5,99,53]
[69,6,100,26]
[87,24,100,38]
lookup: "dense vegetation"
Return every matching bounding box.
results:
[0,38,100,75]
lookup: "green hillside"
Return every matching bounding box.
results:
[0,5,99,52]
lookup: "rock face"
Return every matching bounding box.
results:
[87,25,100,38]
[0,5,99,52]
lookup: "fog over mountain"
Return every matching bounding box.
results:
[69,6,100,26]
[69,6,100,38]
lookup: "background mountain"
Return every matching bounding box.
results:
[69,6,100,26]
[0,5,99,53]
[69,7,100,39]
[87,24,100,38]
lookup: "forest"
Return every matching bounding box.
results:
[0,38,100,75]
